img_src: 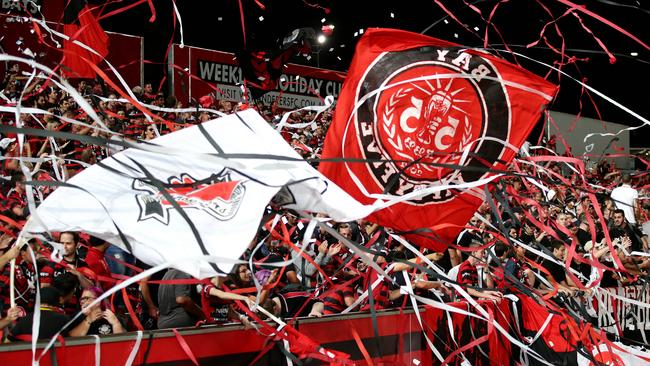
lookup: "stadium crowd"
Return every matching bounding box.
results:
[1,68,650,342]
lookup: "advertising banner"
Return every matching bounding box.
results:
[168,44,345,109]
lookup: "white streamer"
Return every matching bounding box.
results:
[402,270,446,363]
[275,95,335,131]
[388,232,555,366]
[489,49,649,132]
[91,335,101,366]
[171,0,184,48]
[124,330,143,366]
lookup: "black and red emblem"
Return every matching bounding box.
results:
[133,171,246,225]
[354,46,510,204]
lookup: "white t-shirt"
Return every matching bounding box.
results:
[611,184,638,223]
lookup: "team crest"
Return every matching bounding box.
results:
[133,170,246,225]
[355,47,511,204]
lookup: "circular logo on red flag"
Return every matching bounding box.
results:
[354,47,510,204]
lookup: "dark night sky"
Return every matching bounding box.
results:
[99,0,649,146]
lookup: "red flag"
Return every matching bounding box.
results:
[236,27,315,99]
[62,0,109,78]
[319,28,558,251]
[518,295,579,364]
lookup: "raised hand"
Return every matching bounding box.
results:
[103,309,120,326]
[318,241,329,254]
[328,243,342,257]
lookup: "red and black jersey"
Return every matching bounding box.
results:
[0,264,31,315]
[457,260,479,287]
[39,256,88,286]
[360,264,392,311]
[274,286,317,318]
[10,261,38,312]
[122,121,144,140]
[320,283,355,315]
[200,282,232,324]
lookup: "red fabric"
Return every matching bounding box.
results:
[62,4,109,78]
[319,28,558,251]
[84,247,111,288]
[283,325,351,363]
[422,300,512,365]
[171,328,200,366]
[360,263,391,311]
[200,282,233,323]
[518,294,578,354]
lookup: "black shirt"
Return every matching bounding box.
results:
[87,318,116,335]
[457,230,482,261]
[540,256,567,285]
[10,309,70,341]
[68,313,122,335]
[575,228,591,247]
[457,230,482,248]
[599,270,619,288]
[274,286,317,318]
[610,224,645,252]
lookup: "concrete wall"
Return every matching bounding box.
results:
[546,111,633,170]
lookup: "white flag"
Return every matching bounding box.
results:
[23,109,371,278]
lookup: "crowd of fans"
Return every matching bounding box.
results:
[1,66,650,343]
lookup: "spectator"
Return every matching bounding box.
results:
[69,286,125,336]
[200,276,254,325]
[263,283,324,318]
[319,277,357,315]
[611,174,639,224]
[359,247,401,311]
[1,241,32,313]
[105,244,136,277]
[140,124,156,141]
[10,287,69,341]
[40,232,92,289]
[0,306,21,331]
[84,236,112,290]
[157,269,205,329]
[455,242,502,302]
[452,215,483,267]
[539,240,580,295]
[609,209,648,253]
[502,243,535,288]
[53,272,82,316]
